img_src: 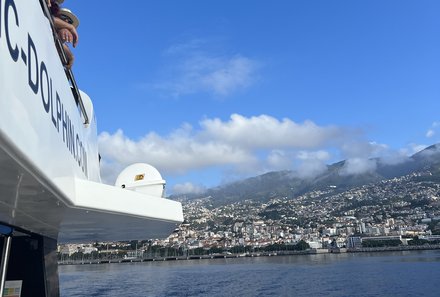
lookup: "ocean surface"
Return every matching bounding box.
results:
[59,250,440,297]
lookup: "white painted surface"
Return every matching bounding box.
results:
[115,163,166,197]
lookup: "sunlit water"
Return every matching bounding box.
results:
[59,250,440,296]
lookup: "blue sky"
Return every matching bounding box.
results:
[66,0,440,194]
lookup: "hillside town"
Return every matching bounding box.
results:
[58,171,440,259]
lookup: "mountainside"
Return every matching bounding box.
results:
[172,144,440,206]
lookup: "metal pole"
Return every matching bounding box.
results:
[0,235,12,295]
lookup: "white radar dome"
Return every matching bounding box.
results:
[115,163,166,198]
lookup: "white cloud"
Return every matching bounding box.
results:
[341,141,377,159]
[358,142,408,165]
[296,159,328,179]
[172,182,206,195]
[405,143,428,155]
[98,113,423,185]
[201,114,348,149]
[152,40,259,97]
[426,129,435,138]
[339,141,419,168]
[426,121,440,138]
[164,39,206,55]
[98,114,351,184]
[292,150,329,178]
[378,151,410,166]
[168,55,258,96]
[339,141,412,166]
[296,150,330,161]
[340,158,377,176]
[266,150,292,171]
[98,128,255,177]
[201,56,256,95]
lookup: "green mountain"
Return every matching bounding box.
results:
[172,144,440,206]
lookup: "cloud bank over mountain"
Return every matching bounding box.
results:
[97,113,423,190]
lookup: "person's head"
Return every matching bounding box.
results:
[49,0,60,16]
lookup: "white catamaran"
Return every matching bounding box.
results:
[0,0,183,296]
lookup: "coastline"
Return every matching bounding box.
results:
[58,244,440,266]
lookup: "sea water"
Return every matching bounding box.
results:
[59,250,440,297]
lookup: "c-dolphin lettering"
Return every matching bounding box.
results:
[56,92,62,132]
[28,33,38,94]
[40,61,50,112]
[50,90,58,130]
[5,0,19,62]
[0,0,3,39]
